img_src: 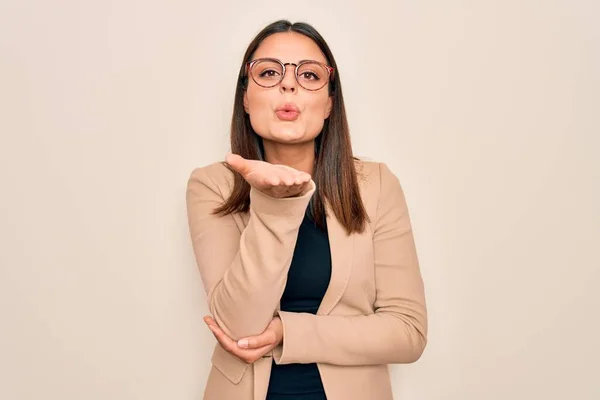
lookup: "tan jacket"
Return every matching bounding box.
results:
[186,160,427,400]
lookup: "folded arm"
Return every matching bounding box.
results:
[186,165,314,340]
[272,163,427,365]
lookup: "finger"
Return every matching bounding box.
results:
[266,176,280,187]
[225,153,250,176]
[295,173,311,185]
[206,324,223,344]
[237,343,276,364]
[287,184,304,195]
[246,343,276,357]
[210,329,274,364]
[208,325,237,353]
[281,175,296,186]
[203,315,218,328]
[283,169,309,186]
[270,185,290,198]
[205,321,236,350]
[238,330,277,349]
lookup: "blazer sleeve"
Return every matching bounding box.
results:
[272,162,427,365]
[186,165,315,340]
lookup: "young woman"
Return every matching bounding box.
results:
[186,19,427,400]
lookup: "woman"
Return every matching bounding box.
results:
[186,20,427,400]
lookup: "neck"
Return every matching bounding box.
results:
[262,139,316,176]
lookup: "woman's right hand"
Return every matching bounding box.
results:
[225,153,312,198]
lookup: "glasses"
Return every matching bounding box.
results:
[245,58,334,91]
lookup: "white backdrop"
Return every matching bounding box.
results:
[1,1,599,399]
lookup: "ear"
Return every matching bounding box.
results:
[324,96,333,119]
[243,92,249,113]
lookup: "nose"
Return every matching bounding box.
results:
[279,64,297,93]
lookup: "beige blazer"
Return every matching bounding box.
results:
[186,160,427,400]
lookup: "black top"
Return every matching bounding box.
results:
[266,211,332,400]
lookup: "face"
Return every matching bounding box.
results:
[243,32,333,145]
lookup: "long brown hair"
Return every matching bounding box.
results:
[214,20,368,235]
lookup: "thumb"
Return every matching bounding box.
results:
[225,153,251,176]
[237,330,276,349]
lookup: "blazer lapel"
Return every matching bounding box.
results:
[317,203,354,315]
[242,201,354,316]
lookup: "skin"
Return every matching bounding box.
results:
[204,315,284,364]
[243,31,333,177]
[203,32,334,363]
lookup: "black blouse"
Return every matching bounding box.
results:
[266,210,332,400]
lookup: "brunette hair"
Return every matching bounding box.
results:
[214,20,368,234]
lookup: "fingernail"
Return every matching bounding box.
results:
[238,339,249,348]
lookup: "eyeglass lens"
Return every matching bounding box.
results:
[250,60,329,90]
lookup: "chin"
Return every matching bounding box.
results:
[274,132,306,143]
[268,126,310,143]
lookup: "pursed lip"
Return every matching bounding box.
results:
[275,103,300,113]
[275,103,300,121]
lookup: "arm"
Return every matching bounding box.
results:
[186,165,315,341]
[272,163,427,365]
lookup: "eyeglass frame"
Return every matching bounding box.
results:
[244,57,335,91]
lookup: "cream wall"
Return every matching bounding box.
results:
[1,1,598,399]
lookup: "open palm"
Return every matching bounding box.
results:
[226,153,312,198]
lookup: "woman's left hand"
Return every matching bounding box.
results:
[203,315,284,364]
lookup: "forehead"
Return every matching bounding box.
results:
[252,32,328,64]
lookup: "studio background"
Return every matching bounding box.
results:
[1,1,598,399]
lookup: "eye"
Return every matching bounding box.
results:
[297,62,326,82]
[300,71,320,81]
[259,68,281,78]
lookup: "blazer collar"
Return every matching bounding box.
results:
[317,203,354,315]
[242,201,354,316]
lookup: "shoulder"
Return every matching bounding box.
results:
[354,157,401,194]
[187,161,235,197]
[353,157,405,221]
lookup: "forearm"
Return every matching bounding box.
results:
[274,310,427,366]
[204,184,315,340]
[272,163,428,366]
[208,219,298,340]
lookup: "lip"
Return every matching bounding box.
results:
[275,103,300,121]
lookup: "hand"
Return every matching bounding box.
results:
[204,315,284,364]
[225,153,312,198]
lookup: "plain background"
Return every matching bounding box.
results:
[1,0,598,399]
